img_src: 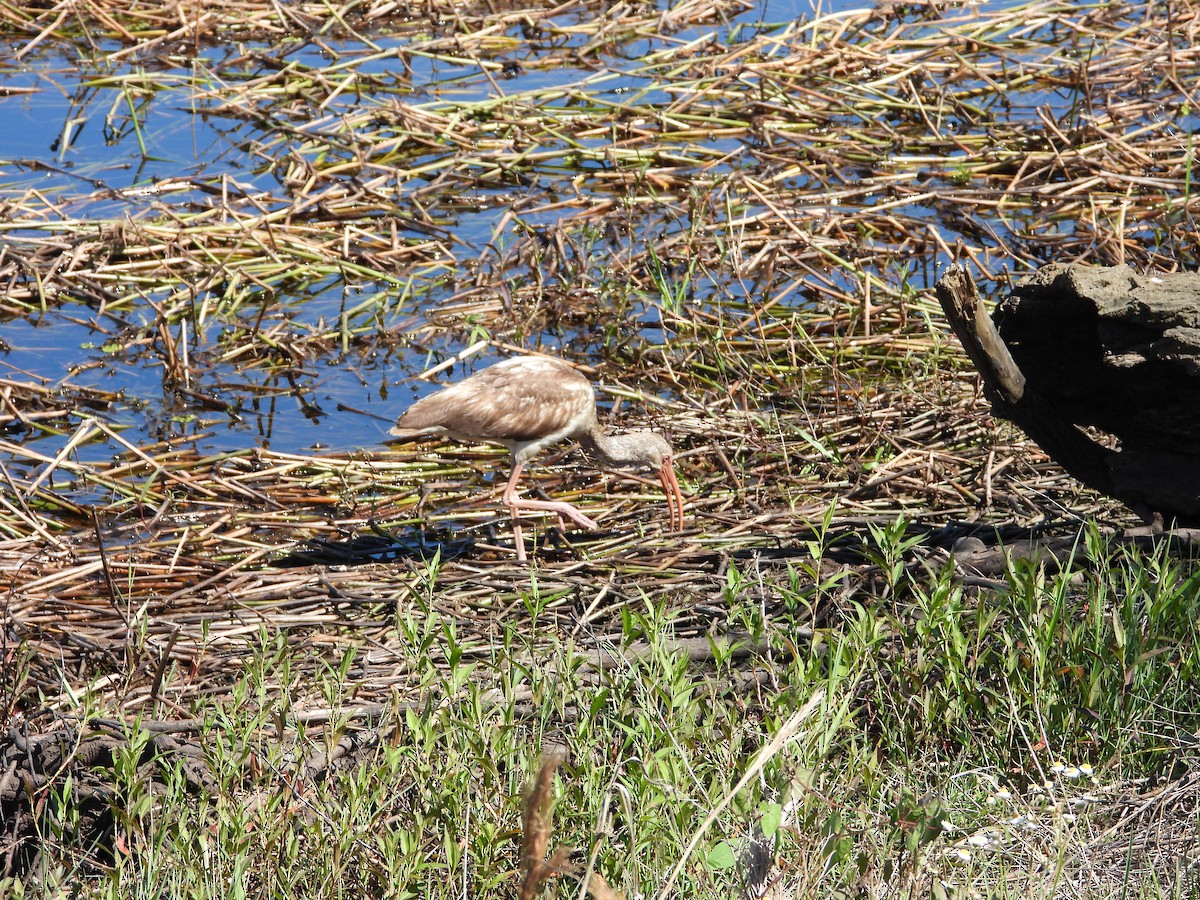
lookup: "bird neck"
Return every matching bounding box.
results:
[578,425,658,468]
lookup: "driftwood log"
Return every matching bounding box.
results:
[936,263,1200,526]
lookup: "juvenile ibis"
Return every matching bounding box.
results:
[389,356,684,560]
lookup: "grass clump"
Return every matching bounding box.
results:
[7,522,1200,897]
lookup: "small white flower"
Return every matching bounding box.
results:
[940,820,956,833]
[1050,762,1066,774]
[949,848,972,864]
[1062,813,1077,823]
[1063,767,1082,779]
[967,833,991,848]
[1079,764,1094,777]
[995,789,1012,800]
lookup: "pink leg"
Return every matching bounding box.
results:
[510,514,527,562]
[503,463,599,561]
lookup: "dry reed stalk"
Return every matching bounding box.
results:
[0,364,1123,718]
[518,748,572,900]
[1,0,1183,726]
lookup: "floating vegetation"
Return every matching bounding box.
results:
[2,0,1200,895]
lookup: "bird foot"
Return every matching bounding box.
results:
[509,498,599,531]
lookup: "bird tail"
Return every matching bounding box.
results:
[387,426,431,441]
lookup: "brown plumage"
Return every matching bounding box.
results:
[389,356,684,560]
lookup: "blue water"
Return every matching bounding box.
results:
[0,0,1195,467]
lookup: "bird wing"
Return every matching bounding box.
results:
[394,358,595,446]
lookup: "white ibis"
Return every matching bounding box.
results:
[389,356,684,560]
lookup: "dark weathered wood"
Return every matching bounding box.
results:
[936,265,1027,404]
[936,265,1121,504]
[998,263,1200,457]
[935,263,1200,525]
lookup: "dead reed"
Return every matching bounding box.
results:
[1,2,1197,891]
[3,0,1182,710]
[5,0,1192,725]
